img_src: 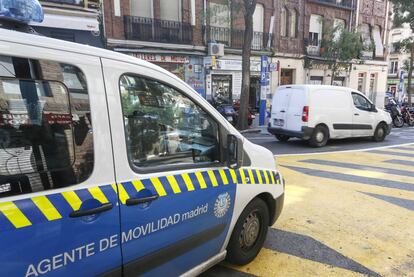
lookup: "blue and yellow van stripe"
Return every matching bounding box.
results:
[0,168,281,230]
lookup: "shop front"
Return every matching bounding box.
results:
[205,58,262,109]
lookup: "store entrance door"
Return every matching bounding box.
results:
[281,69,293,85]
[212,74,232,106]
[249,76,260,111]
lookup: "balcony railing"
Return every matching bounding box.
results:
[306,45,321,56]
[124,16,193,44]
[307,0,355,10]
[204,26,273,51]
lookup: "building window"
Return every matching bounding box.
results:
[358,73,365,92]
[359,24,372,58]
[280,7,287,37]
[389,60,398,74]
[310,76,323,85]
[130,0,152,18]
[209,3,230,28]
[372,25,384,58]
[0,55,94,198]
[119,74,220,169]
[309,14,323,46]
[289,9,298,38]
[253,4,264,32]
[333,18,345,41]
[160,0,181,21]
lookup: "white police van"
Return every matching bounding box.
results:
[0,1,284,276]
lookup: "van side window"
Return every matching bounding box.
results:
[352,92,371,111]
[0,55,94,198]
[120,74,220,168]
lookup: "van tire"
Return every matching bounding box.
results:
[309,125,329,147]
[226,198,269,265]
[275,134,290,142]
[373,123,387,142]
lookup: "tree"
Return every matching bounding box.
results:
[320,23,364,85]
[236,0,257,130]
[391,0,414,106]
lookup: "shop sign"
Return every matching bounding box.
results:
[133,54,189,64]
[215,59,261,72]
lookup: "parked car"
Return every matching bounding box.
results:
[268,85,392,147]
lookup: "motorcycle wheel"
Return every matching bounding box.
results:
[393,117,404,128]
[409,118,414,127]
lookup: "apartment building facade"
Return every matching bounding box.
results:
[103,0,275,109]
[30,0,103,47]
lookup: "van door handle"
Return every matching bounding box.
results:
[280,110,286,113]
[354,113,359,116]
[126,195,159,206]
[69,203,113,218]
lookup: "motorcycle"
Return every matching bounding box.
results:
[401,104,414,127]
[233,100,255,127]
[385,98,404,128]
[216,104,236,125]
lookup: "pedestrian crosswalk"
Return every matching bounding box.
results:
[206,144,414,276]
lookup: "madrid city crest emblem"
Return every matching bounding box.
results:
[214,192,231,218]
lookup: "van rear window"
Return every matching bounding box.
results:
[0,55,94,198]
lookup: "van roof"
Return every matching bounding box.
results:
[278,84,352,92]
[0,28,183,84]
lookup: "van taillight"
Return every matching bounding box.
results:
[302,106,309,122]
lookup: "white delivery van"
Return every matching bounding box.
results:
[268,85,392,147]
[0,27,284,276]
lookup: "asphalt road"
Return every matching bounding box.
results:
[243,126,414,155]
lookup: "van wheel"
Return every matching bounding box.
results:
[373,123,387,142]
[309,125,329,147]
[275,134,290,142]
[226,198,269,265]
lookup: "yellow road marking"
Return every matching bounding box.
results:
[166,175,181,193]
[229,169,238,184]
[0,202,32,228]
[31,196,62,221]
[195,171,207,189]
[150,178,167,196]
[247,169,255,184]
[182,173,195,191]
[207,170,218,187]
[239,169,247,184]
[131,180,145,192]
[88,187,109,204]
[61,191,82,211]
[219,169,229,185]
[255,169,263,184]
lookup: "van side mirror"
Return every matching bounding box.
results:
[226,134,243,169]
[371,104,377,112]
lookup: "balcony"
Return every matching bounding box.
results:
[124,16,193,45]
[306,45,321,56]
[307,0,355,10]
[204,26,273,51]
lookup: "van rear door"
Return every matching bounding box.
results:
[285,88,307,131]
[271,88,291,129]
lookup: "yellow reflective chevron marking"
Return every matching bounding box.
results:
[219,169,229,185]
[150,178,167,196]
[166,175,181,194]
[88,187,109,204]
[0,202,32,228]
[112,183,130,204]
[207,170,218,187]
[239,169,247,184]
[256,169,263,184]
[247,169,255,184]
[31,196,62,221]
[61,191,82,211]
[263,170,270,184]
[229,169,238,183]
[182,173,195,191]
[131,180,145,192]
[195,171,207,189]
[269,171,276,184]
